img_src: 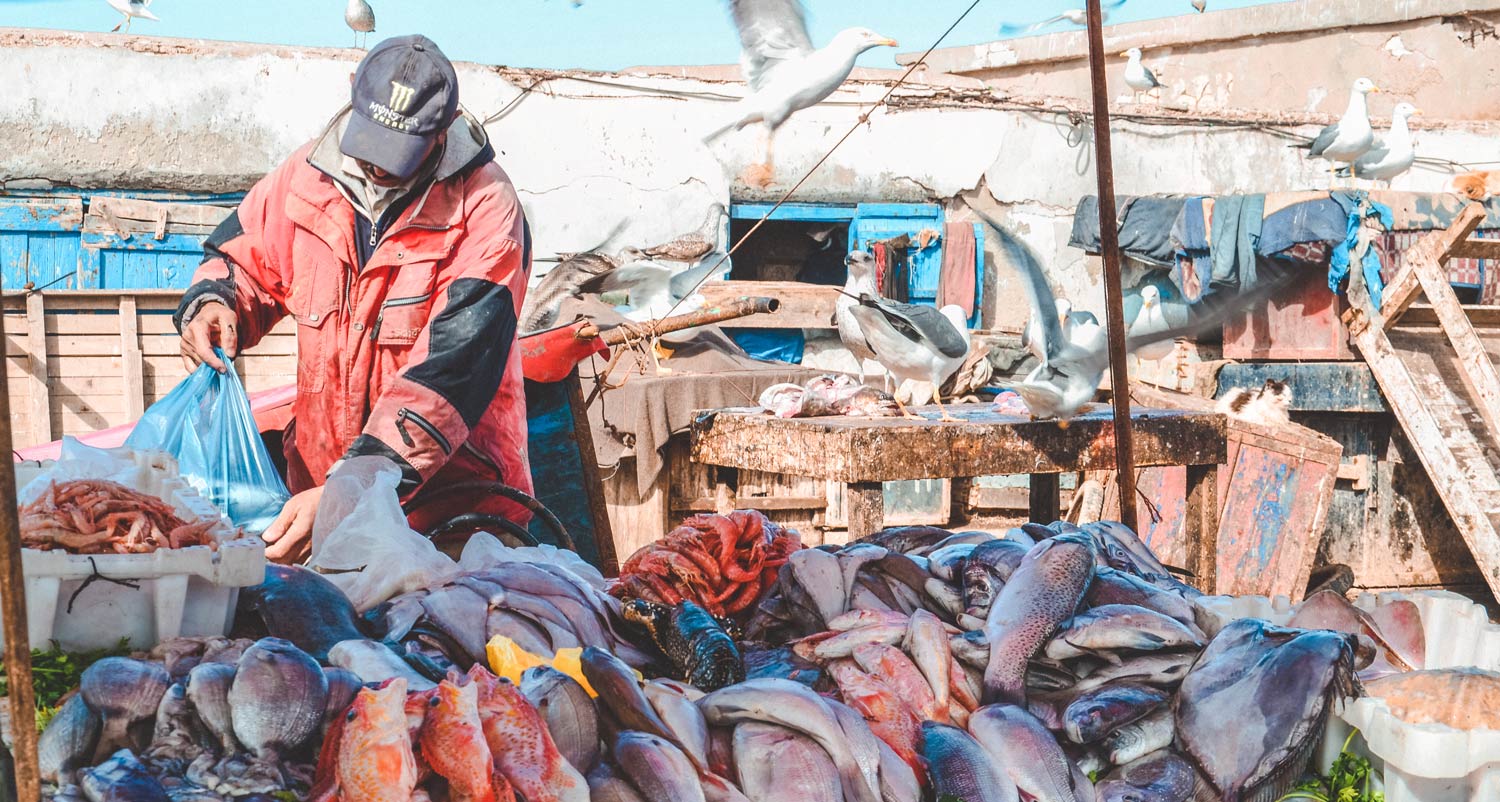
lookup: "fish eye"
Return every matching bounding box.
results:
[429,695,442,707]
[346,709,357,722]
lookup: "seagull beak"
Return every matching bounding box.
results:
[1119,51,1130,57]
[879,38,900,47]
[1370,86,1382,93]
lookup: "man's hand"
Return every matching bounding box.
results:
[263,486,325,565]
[181,301,239,373]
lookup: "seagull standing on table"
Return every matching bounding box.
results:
[1298,77,1379,186]
[846,294,970,421]
[345,0,376,48]
[1338,103,1420,187]
[106,0,157,32]
[836,251,883,385]
[707,0,898,187]
[1122,48,1165,102]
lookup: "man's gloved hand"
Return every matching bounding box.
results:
[180,301,239,373]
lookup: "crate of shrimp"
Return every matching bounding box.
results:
[6,440,266,652]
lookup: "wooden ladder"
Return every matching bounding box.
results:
[1344,202,1500,597]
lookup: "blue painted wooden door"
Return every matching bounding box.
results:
[0,198,86,291]
[850,203,985,326]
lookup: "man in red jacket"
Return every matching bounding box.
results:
[177,35,532,562]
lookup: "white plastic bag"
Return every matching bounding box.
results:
[305,456,457,612]
[19,438,179,504]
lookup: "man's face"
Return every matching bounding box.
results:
[356,133,443,187]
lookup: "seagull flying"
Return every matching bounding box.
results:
[836,251,882,384]
[1297,77,1379,185]
[1122,47,1164,101]
[107,0,157,32]
[1000,0,1126,35]
[1338,103,1420,186]
[1024,299,1098,366]
[1192,0,1207,11]
[846,295,970,421]
[580,248,730,322]
[707,0,897,185]
[345,0,376,48]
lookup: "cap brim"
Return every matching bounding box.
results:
[341,114,434,180]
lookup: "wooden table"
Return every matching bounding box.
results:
[691,404,1229,588]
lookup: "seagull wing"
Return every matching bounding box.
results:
[668,251,732,300]
[1304,122,1341,157]
[865,299,970,360]
[1143,66,1164,88]
[1000,14,1064,34]
[727,0,815,91]
[972,207,1066,359]
[580,262,671,297]
[520,252,619,331]
[1345,138,1391,177]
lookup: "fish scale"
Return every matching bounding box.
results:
[982,535,1096,706]
[920,722,1019,802]
[469,666,590,802]
[421,680,499,802]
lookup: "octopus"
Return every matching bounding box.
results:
[610,510,802,617]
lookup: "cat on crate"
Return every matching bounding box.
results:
[1216,378,1292,427]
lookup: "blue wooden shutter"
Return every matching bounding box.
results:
[850,203,985,326]
[0,198,86,291]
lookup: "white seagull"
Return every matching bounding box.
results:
[1298,77,1379,186]
[836,251,882,385]
[846,295,970,421]
[707,0,897,186]
[1024,299,1099,366]
[1339,103,1420,187]
[107,0,158,32]
[1129,285,1175,362]
[345,0,376,48]
[580,249,730,322]
[1122,48,1165,102]
[1000,0,1126,34]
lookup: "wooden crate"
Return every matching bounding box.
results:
[1223,268,1355,361]
[1103,387,1342,601]
[3,290,295,450]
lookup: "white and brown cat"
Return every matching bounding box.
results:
[1216,378,1292,427]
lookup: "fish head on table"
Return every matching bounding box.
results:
[420,678,500,802]
[983,534,1097,706]
[1176,619,1358,802]
[1095,748,1198,802]
[229,638,330,761]
[338,679,418,802]
[1064,682,1169,745]
[522,666,602,774]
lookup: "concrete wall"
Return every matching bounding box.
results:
[3,25,1498,333]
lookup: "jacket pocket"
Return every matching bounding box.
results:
[372,260,440,347]
[284,261,341,394]
[396,407,452,456]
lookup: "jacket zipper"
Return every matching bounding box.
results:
[396,408,452,455]
[462,442,503,480]
[369,291,433,341]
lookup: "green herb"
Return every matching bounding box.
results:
[1277,730,1384,802]
[1088,770,1101,784]
[270,792,300,802]
[0,638,132,730]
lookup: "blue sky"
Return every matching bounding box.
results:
[3,0,1285,70]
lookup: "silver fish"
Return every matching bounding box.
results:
[327,639,437,691]
[644,680,710,771]
[983,535,1096,705]
[904,610,952,724]
[1081,522,1177,581]
[1176,620,1356,801]
[80,658,171,760]
[700,678,881,802]
[920,722,1020,802]
[789,549,847,627]
[321,667,364,730]
[1044,604,1205,663]
[1064,683,1168,745]
[827,698,911,802]
[964,539,1030,618]
[950,630,989,669]
[614,731,706,802]
[926,544,978,583]
[580,647,676,744]
[39,694,101,784]
[969,704,1088,802]
[915,531,996,556]
[228,638,329,760]
[487,608,556,657]
[1085,568,1202,631]
[923,578,966,619]
[1095,749,1197,802]
[795,624,906,661]
[586,763,647,802]
[732,722,842,802]
[185,663,239,755]
[1103,708,1174,766]
[419,584,492,663]
[522,666,601,773]
[80,749,169,802]
[1069,651,1197,695]
[837,544,890,612]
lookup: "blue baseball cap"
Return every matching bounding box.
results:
[341,35,460,180]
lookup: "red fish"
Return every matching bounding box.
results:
[467,665,589,802]
[827,660,924,778]
[852,643,938,721]
[421,679,507,802]
[337,679,419,802]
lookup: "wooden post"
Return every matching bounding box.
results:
[1185,463,1219,593]
[120,294,146,420]
[0,296,41,802]
[846,482,885,540]
[23,292,52,447]
[1084,0,1139,531]
[564,370,619,574]
[1029,473,1061,523]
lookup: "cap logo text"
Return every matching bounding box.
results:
[389,81,417,114]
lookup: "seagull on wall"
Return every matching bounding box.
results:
[1000,0,1127,35]
[1295,77,1379,187]
[1338,103,1420,187]
[107,0,158,33]
[1122,47,1165,102]
[706,0,898,188]
[345,0,376,48]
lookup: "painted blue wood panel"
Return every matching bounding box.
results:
[0,200,85,291]
[730,202,858,222]
[83,232,205,289]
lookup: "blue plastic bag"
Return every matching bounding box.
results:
[125,348,290,533]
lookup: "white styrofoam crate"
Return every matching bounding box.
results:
[1195,590,1500,802]
[6,451,266,652]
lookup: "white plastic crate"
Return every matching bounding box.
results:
[6,451,267,652]
[1196,590,1500,802]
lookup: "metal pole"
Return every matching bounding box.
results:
[0,295,40,802]
[1084,0,1139,531]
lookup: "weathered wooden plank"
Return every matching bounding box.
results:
[1029,474,1060,523]
[1448,239,1500,261]
[119,295,145,420]
[1185,464,1219,593]
[699,281,839,330]
[23,293,52,446]
[1401,305,1500,328]
[1214,362,1386,414]
[1380,204,1485,329]
[691,406,1227,484]
[602,456,670,562]
[846,482,884,539]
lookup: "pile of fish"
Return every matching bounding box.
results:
[757,374,900,419]
[735,520,1365,801]
[40,638,360,801]
[611,511,802,618]
[21,479,219,554]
